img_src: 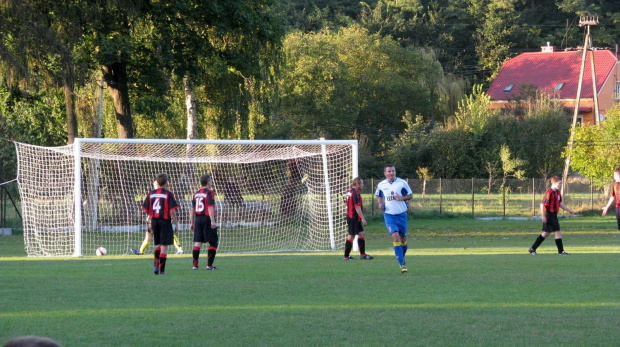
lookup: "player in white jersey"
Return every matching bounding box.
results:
[375,164,413,273]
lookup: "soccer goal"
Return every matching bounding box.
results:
[15,138,358,257]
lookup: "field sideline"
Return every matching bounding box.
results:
[1,216,620,346]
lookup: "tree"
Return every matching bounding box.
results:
[276,25,465,161]
[499,144,525,186]
[474,0,528,82]
[510,93,569,179]
[416,167,433,199]
[0,0,85,143]
[570,103,620,183]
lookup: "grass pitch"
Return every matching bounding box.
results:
[1,216,620,346]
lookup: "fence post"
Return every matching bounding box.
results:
[406,178,410,213]
[503,185,506,219]
[532,178,536,216]
[471,178,475,218]
[371,178,374,216]
[439,178,442,215]
[1,186,5,228]
[590,177,594,211]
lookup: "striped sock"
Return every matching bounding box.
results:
[207,246,217,267]
[154,247,161,268]
[344,240,353,257]
[159,253,167,272]
[192,246,201,268]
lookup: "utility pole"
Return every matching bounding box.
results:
[562,15,599,195]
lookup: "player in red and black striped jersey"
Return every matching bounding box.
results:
[133,179,184,255]
[190,174,219,270]
[142,173,179,274]
[528,176,575,255]
[601,167,620,229]
[343,177,373,260]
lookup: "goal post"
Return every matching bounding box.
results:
[16,138,358,257]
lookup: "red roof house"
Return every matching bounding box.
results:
[487,46,620,125]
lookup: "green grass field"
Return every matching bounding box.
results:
[2,216,620,346]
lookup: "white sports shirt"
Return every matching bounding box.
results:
[374,178,413,215]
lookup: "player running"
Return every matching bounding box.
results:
[375,164,412,273]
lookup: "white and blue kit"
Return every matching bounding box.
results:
[375,177,412,236]
[375,177,412,267]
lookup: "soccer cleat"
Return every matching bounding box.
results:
[360,254,374,260]
[175,250,184,255]
[131,248,140,255]
[528,248,536,255]
[153,267,159,275]
[343,256,355,260]
[400,265,408,274]
[159,272,166,275]
[192,267,199,270]
[206,266,218,270]
[559,251,570,255]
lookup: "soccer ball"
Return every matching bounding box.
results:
[95,247,107,256]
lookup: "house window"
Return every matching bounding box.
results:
[503,84,514,92]
[554,82,565,91]
[616,82,620,100]
[576,116,583,126]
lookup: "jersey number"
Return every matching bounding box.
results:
[153,198,161,216]
[196,197,205,212]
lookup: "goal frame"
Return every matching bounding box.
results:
[72,138,358,257]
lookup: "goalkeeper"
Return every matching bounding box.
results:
[133,179,184,255]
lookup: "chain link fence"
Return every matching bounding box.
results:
[360,177,611,218]
[0,177,613,233]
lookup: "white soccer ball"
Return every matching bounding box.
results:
[95,247,107,256]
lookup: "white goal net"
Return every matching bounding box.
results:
[15,139,358,256]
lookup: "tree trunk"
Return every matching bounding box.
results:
[184,74,197,140]
[63,78,78,144]
[183,74,197,195]
[102,62,133,138]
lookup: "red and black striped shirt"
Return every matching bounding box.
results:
[612,182,620,207]
[142,188,179,220]
[346,187,362,221]
[192,188,216,216]
[541,188,561,213]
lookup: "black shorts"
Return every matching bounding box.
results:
[151,219,173,245]
[542,212,561,232]
[194,215,219,246]
[347,217,364,236]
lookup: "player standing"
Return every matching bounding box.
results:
[141,173,180,275]
[190,174,219,270]
[343,177,373,260]
[601,167,620,229]
[528,176,574,255]
[133,179,184,255]
[375,164,413,273]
